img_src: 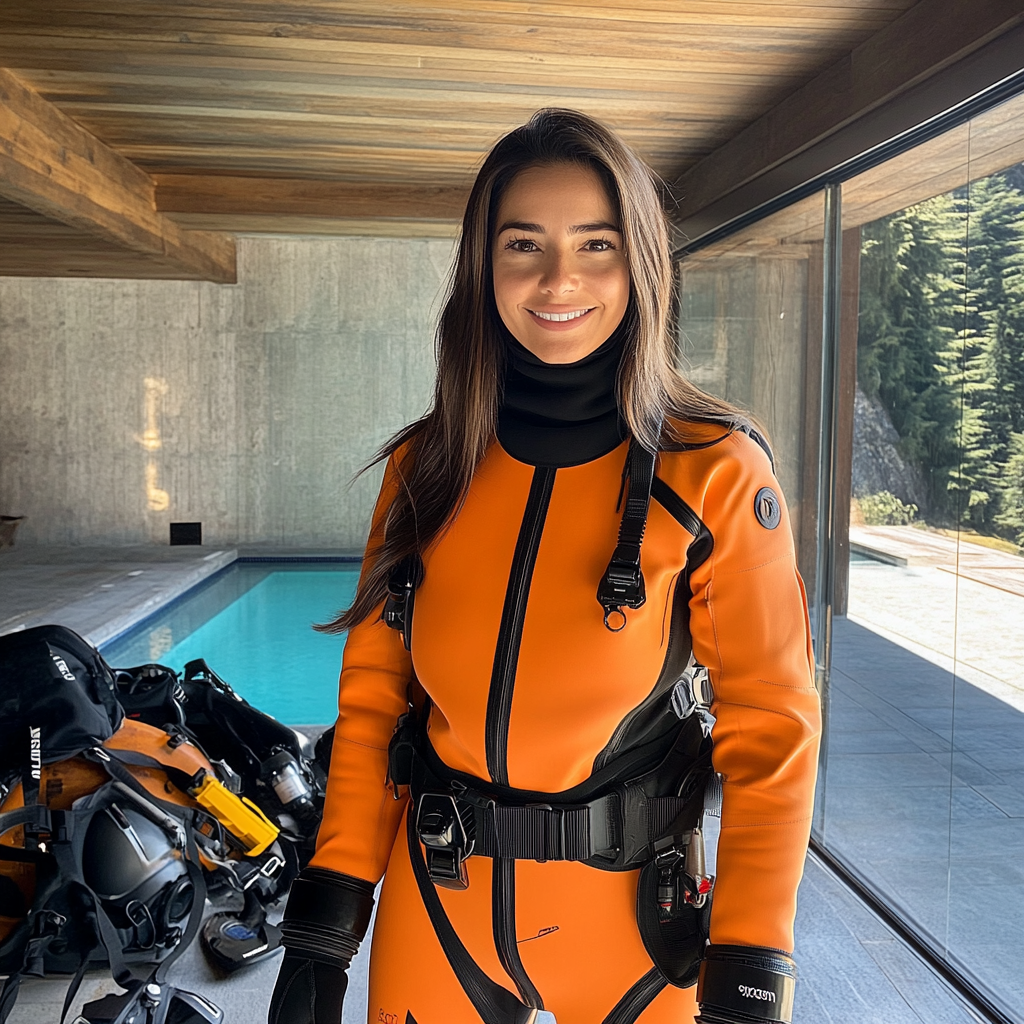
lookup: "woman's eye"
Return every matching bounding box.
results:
[583,238,616,252]
[506,238,540,252]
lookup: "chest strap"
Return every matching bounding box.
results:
[597,436,657,631]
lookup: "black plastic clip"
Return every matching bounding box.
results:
[416,793,474,890]
[597,547,647,631]
[383,554,424,651]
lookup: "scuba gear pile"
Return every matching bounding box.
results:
[114,659,324,861]
[0,714,217,1021]
[0,625,308,1023]
[111,657,329,972]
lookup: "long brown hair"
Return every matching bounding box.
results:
[322,108,748,633]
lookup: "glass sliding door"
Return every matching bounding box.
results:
[676,85,1024,1018]
[827,89,1024,1019]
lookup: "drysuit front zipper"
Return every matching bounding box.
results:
[484,464,555,1013]
[485,465,556,786]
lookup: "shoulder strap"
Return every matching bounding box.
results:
[597,437,657,631]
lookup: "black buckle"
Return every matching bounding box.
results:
[670,664,713,719]
[416,793,474,890]
[383,555,423,651]
[386,711,417,799]
[597,550,647,631]
[31,908,67,939]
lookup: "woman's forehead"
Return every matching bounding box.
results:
[496,163,619,231]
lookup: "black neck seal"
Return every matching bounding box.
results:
[497,323,627,467]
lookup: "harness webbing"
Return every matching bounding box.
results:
[601,967,667,1024]
[597,437,658,631]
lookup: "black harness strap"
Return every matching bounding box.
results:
[597,437,658,631]
[468,793,689,864]
[601,966,667,1024]
[405,808,536,1024]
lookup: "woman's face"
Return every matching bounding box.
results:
[492,162,630,364]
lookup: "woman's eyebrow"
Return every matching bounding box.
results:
[497,220,544,234]
[569,221,621,234]
[496,220,621,234]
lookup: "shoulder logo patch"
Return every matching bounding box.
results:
[754,486,781,530]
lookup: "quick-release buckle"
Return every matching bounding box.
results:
[32,909,67,939]
[597,552,647,632]
[416,793,474,890]
[383,555,423,651]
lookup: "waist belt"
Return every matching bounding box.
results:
[390,705,714,880]
[420,786,694,866]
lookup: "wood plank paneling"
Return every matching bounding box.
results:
[155,175,469,219]
[674,0,1024,238]
[683,87,1024,258]
[0,68,236,281]
[0,197,233,278]
[0,0,929,271]
[0,0,919,187]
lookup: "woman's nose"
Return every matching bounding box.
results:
[538,249,578,294]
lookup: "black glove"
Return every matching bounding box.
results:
[268,867,375,1024]
[695,944,797,1024]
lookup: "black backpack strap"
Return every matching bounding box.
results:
[597,436,658,631]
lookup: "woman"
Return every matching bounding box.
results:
[269,109,820,1024]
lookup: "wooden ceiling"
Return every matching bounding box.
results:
[0,1,919,185]
[4,0,1021,279]
[686,87,1024,262]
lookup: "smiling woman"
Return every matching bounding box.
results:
[491,163,629,364]
[270,109,820,1024]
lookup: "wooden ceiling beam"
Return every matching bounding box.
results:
[154,174,469,223]
[673,0,1024,242]
[0,67,235,281]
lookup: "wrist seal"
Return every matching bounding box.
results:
[696,944,797,1024]
[280,867,375,969]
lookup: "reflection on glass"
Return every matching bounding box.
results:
[829,90,1024,1019]
[677,192,826,585]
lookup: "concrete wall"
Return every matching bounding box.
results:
[0,236,453,547]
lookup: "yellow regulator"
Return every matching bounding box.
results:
[189,770,279,857]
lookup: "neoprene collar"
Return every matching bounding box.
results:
[496,322,626,468]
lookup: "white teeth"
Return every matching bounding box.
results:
[530,308,592,322]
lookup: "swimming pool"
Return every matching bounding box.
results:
[101,561,360,725]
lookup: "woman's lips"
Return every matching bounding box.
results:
[526,307,596,331]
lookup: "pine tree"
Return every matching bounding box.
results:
[857,163,1024,543]
[857,197,964,520]
[955,172,1024,533]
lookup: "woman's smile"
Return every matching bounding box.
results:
[527,305,597,329]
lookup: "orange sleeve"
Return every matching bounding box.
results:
[687,433,821,953]
[310,454,413,884]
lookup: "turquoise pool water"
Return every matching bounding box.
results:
[101,562,359,725]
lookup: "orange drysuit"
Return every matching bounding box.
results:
[312,423,821,1024]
